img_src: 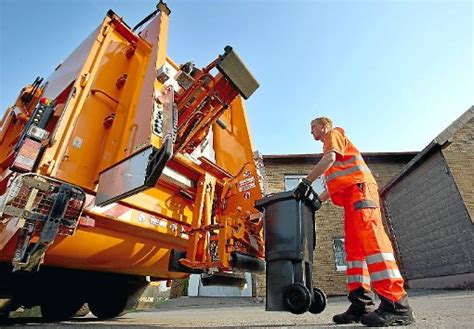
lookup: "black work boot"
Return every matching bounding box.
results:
[361,295,415,327]
[333,304,368,324]
[333,288,375,324]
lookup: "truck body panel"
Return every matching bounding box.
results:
[0,2,265,319]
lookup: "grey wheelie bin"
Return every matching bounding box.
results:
[255,185,327,315]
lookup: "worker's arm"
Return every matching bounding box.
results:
[305,151,336,183]
[318,190,329,202]
[295,151,336,201]
[300,130,343,202]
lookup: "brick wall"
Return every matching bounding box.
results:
[382,151,473,280]
[256,154,413,297]
[442,117,474,222]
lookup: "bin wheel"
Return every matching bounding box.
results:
[309,287,327,314]
[283,283,311,314]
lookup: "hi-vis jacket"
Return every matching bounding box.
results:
[323,127,377,204]
[323,127,407,302]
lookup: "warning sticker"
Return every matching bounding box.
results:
[238,176,256,192]
[239,177,255,186]
[239,183,256,192]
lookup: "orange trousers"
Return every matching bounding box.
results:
[336,183,407,302]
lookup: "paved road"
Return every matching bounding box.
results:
[3,289,473,328]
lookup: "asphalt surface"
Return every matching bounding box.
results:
[2,289,473,328]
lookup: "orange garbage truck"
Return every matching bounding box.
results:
[0,1,266,320]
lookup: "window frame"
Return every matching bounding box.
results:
[332,237,347,272]
[283,174,326,195]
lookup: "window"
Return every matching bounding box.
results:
[284,174,326,195]
[332,237,346,271]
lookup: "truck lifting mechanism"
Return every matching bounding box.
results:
[0,1,266,320]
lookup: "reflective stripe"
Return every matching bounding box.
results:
[347,275,371,285]
[354,200,378,210]
[370,269,402,282]
[326,164,372,182]
[333,154,363,167]
[366,253,396,265]
[347,260,368,269]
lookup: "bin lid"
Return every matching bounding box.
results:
[255,189,321,212]
[254,190,296,211]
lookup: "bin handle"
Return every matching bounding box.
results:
[298,187,321,211]
[307,189,320,203]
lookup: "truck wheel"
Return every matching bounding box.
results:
[309,287,327,314]
[89,294,127,319]
[283,283,311,314]
[39,269,86,321]
[88,281,128,319]
[40,298,84,321]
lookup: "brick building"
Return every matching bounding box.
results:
[256,151,417,296]
[381,106,473,289]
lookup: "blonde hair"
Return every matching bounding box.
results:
[311,117,333,129]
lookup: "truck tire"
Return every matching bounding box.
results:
[39,270,85,321]
[88,279,128,319]
[40,298,84,321]
[88,295,127,319]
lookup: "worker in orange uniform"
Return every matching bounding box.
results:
[296,117,415,326]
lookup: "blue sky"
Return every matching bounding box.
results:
[1,0,472,155]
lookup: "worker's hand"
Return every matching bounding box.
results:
[294,178,312,199]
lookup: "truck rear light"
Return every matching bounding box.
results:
[12,138,42,172]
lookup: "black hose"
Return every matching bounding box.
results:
[24,76,43,106]
[133,9,158,32]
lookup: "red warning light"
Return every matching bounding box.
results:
[39,97,49,105]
